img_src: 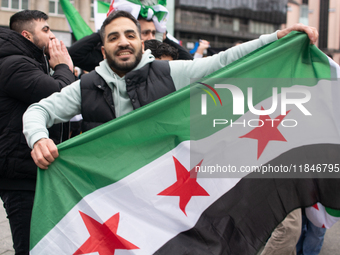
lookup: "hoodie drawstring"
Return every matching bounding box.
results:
[114,74,120,117]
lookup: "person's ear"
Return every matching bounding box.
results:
[142,40,145,53]
[101,45,106,59]
[21,30,33,42]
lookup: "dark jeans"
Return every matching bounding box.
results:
[296,215,327,255]
[0,190,34,255]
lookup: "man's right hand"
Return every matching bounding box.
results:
[197,40,210,55]
[31,138,59,169]
[48,38,74,72]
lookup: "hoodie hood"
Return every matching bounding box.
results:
[0,27,45,62]
[94,49,155,117]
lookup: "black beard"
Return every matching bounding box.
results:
[106,46,143,74]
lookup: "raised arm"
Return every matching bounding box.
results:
[68,32,104,71]
[3,39,75,105]
[170,23,318,90]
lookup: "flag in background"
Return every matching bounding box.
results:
[59,0,93,40]
[103,0,169,32]
[61,0,169,38]
[29,33,340,255]
[94,0,111,32]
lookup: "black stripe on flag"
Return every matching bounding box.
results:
[154,144,340,255]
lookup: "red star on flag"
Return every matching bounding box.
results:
[158,156,209,216]
[74,211,139,255]
[240,107,290,159]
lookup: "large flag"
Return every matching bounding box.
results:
[59,0,93,40]
[29,32,340,255]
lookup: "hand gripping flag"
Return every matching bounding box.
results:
[29,32,340,255]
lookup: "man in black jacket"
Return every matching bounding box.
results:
[0,10,76,255]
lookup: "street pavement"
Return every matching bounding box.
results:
[0,205,14,255]
[1,204,340,254]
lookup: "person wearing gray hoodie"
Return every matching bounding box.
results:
[23,10,318,171]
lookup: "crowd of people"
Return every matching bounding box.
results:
[0,5,325,255]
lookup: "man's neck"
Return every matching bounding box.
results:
[110,68,126,78]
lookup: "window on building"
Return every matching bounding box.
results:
[180,10,212,28]
[233,18,240,32]
[299,4,309,25]
[219,16,233,30]
[91,0,94,18]
[249,20,274,34]
[49,0,74,15]
[1,0,29,10]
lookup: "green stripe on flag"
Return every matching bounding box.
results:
[97,0,110,13]
[326,207,340,217]
[30,32,333,250]
[59,0,93,40]
[30,85,191,249]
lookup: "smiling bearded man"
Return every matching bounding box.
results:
[23,10,318,173]
[100,16,143,76]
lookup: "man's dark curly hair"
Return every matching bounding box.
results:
[144,39,179,60]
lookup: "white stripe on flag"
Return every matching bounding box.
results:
[94,0,109,32]
[30,141,241,254]
[306,203,340,228]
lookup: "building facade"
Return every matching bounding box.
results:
[286,0,340,64]
[174,0,287,49]
[0,0,339,64]
[0,0,288,49]
[0,0,109,46]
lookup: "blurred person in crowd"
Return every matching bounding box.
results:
[261,209,302,255]
[193,39,210,59]
[296,208,326,255]
[144,39,178,60]
[74,66,81,78]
